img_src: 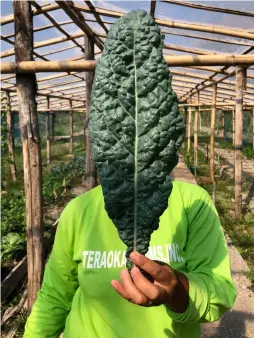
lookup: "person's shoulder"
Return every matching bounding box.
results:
[61,185,103,217]
[172,180,210,203]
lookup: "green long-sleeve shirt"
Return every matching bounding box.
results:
[24,181,236,338]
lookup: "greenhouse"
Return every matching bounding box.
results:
[1,1,254,337]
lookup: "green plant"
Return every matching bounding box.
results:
[1,232,26,261]
[89,10,185,269]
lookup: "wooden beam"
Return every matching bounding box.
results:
[1,3,59,25]
[194,93,199,176]
[150,1,156,19]
[13,0,44,312]
[2,55,254,74]
[31,1,85,53]
[162,0,254,18]
[85,1,108,33]
[187,106,192,152]
[235,67,246,218]
[164,43,227,56]
[74,3,254,40]
[5,91,17,182]
[162,29,254,48]
[253,108,254,150]
[56,1,104,51]
[210,84,217,183]
[69,100,73,155]
[46,97,51,164]
[85,35,97,190]
[1,32,85,58]
[232,108,235,146]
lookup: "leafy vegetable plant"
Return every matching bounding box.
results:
[89,10,185,268]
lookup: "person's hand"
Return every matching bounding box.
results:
[111,251,189,313]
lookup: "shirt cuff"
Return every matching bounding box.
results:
[165,272,209,323]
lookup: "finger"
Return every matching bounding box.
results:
[131,267,165,303]
[111,280,131,301]
[130,252,173,283]
[120,269,150,306]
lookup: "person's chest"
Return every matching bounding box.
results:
[73,201,188,300]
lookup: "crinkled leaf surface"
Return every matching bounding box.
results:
[89,10,185,269]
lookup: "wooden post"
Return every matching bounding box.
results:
[235,67,246,218]
[252,107,254,149]
[85,35,97,189]
[69,100,73,155]
[6,91,17,182]
[13,1,44,312]
[46,97,51,164]
[210,83,217,182]
[187,106,192,152]
[194,94,199,176]
[232,108,235,145]
[221,110,225,138]
[51,112,55,142]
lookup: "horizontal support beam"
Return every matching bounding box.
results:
[73,3,254,40]
[162,0,254,18]
[1,55,254,74]
[178,103,254,107]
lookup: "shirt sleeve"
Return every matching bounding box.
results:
[167,185,237,323]
[23,200,79,338]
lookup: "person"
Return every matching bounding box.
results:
[23,179,236,338]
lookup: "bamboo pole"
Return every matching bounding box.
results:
[253,108,254,150]
[56,1,104,51]
[235,67,246,218]
[221,111,225,138]
[51,111,55,142]
[162,0,254,17]
[1,31,85,58]
[1,55,254,74]
[179,103,254,107]
[85,1,108,33]
[232,108,235,146]
[69,100,73,155]
[5,91,17,182]
[194,93,199,176]
[31,1,85,53]
[187,106,192,152]
[46,97,51,164]
[85,36,97,190]
[162,29,254,48]
[210,84,217,182]
[13,0,44,312]
[73,3,254,40]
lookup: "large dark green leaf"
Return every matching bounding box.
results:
[89,10,185,269]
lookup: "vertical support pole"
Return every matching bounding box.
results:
[6,91,17,182]
[69,100,73,155]
[46,97,51,164]
[232,108,235,146]
[85,35,97,189]
[13,0,44,312]
[235,67,246,219]
[210,84,217,183]
[187,106,192,152]
[194,93,199,176]
[51,110,55,142]
[221,110,225,138]
[252,107,254,150]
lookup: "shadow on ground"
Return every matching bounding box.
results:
[201,310,254,338]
